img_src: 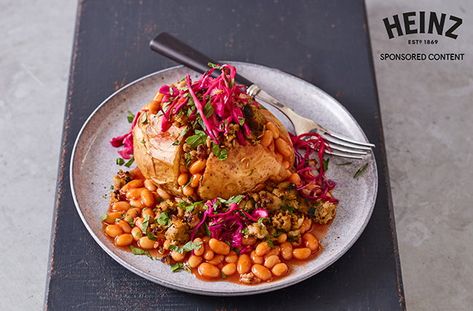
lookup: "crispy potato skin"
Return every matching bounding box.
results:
[133,113,185,186]
[198,143,289,200]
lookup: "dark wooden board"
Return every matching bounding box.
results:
[45,0,405,309]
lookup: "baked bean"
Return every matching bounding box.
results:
[112,201,130,212]
[272,263,288,277]
[251,264,272,281]
[121,179,144,192]
[203,248,215,261]
[171,250,185,262]
[300,218,312,234]
[303,233,319,251]
[177,173,189,186]
[202,236,210,243]
[207,254,224,265]
[255,241,271,257]
[182,185,194,196]
[104,211,123,224]
[209,238,230,255]
[251,251,264,264]
[193,238,204,256]
[129,199,144,208]
[264,255,281,269]
[131,227,142,241]
[114,233,133,247]
[293,247,312,260]
[222,263,237,276]
[265,246,280,259]
[144,179,157,191]
[141,208,154,219]
[261,130,273,147]
[153,92,164,102]
[156,188,171,200]
[117,220,132,233]
[190,174,202,188]
[280,242,293,260]
[282,161,290,169]
[134,217,143,229]
[147,100,160,115]
[242,237,256,246]
[188,255,203,268]
[141,188,155,208]
[123,216,134,226]
[237,254,252,274]
[225,251,238,263]
[105,224,123,238]
[126,208,140,219]
[288,173,302,186]
[277,233,287,244]
[198,263,220,278]
[275,138,292,157]
[129,168,145,180]
[266,122,280,139]
[139,236,156,250]
[126,188,144,200]
[189,159,206,174]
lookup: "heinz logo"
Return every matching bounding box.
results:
[383,11,462,39]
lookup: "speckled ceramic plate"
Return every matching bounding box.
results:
[70,62,377,296]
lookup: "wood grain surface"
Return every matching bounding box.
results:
[45,0,405,309]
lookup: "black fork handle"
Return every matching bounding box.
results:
[149,32,254,87]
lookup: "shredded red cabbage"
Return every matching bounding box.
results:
[290,132,338,203]
[191,199,268,253]
[109,111,141,159]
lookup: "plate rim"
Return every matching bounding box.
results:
[70,62,378,296]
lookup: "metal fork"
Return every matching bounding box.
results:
[247,85,374,159]
[150,32,374,160]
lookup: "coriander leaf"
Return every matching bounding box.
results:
[207,62,221,69]
[157,212,170,226]
[127,111,135,123]
[281,204,295,214]
[146,231,157,241]
[323,158,329,171]
[204,100,214,118]
[130,245,149,256]
[266,239,274,248]
[141,214,150,233]
[185,130,207,148]
[218,195,244,205]
[100,214,108,222]
[116,158,125,166]
[353,163,369,179]
[170,241,203,254]
[211,143,228,161]
[257,217,265,225]
[238,117,245,126]
[170,262,184,272]
[124,157,134,168]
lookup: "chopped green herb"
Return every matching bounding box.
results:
[218,195,244,205]
[169,241,203,254]
[266,239,275,248]
[323,158,330,171]
[130,245,149,256]
[257,217,265,225]
[124,157,134,168]
[185,130,207,148]
[353,163,369,179]
[238,117,245,126]
[208,62,221,69]
[308,207,316,217]
[146,231,157,241]
[184,153,193,167]
[141,214,150,232]
[172,140,180,146]
[204,223,211,236]
[127,111,135,123]
[156,212,170,226]
[116,158,125,166]
[100,214,108,222]
[204,100,214,118]
[241,228,249,235]
[170,262,184,272]
[211,143,228,160]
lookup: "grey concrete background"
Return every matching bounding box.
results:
[0,0,471,310]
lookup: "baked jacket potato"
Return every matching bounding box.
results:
[133,104,294,200]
